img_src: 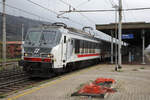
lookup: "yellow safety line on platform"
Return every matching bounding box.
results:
[7,65,99,100]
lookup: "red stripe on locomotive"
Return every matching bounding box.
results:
[24,57,51,62]
[77,53,100,58]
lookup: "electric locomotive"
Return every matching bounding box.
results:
[19,23,109,77]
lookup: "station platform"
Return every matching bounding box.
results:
[5,64,150,100]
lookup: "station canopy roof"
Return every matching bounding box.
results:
[96,22,150,48]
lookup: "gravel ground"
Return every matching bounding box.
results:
[4,64,150,100]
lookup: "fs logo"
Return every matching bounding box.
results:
[34,48,40,54]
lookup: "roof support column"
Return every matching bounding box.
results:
[142,29,146,64]
[111,30,114,64]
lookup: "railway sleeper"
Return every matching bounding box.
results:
[0,77,29,88]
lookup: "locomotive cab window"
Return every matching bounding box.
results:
[42,30,57,43]
[25,29,62,45]
[26,31,42,43]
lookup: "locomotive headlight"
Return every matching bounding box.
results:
[24,53,28,57]
[47,54,51,58]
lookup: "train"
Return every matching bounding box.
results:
[19,22,118,77]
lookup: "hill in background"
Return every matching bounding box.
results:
[0,13,51,41]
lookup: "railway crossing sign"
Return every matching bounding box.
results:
[122,34,134,39]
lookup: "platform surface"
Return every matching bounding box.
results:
[5,64,150,100]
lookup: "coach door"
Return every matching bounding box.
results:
[62,36,67,62]
[62,35,73,63]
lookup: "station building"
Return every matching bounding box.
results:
[96,22,150,64]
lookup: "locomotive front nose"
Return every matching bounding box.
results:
[19,51,54,77]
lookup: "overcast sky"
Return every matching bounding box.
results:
[1,0,150,44]
[1,0,150,29]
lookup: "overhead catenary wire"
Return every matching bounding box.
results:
[123,0,138,22]
[1,0,85,27]
[3,0,150,29]
[0,2,55,22]
[26,0,87,27]
[59,0,96,25]
[26,0,58,15]
[60,7,150,13]
[0,1,86,41]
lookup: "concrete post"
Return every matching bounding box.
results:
[118,0,122,69]
[142,29,145,64]
[115,37,118,71]
[2,0,6,67]
[113,5,119,71]
[111,30,114,64]
[129,51,131,63]
[21,24,24,60]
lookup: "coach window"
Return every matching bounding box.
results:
[75,39,80,54]
[80,40,82,54]
[99,43,101,50]
[105,43,107,51]
[89,42,91,53]
[93,43,96,53]
[89,42,92,53]
[83,41,86,53]
[98,43,100,49]
[92,43,94,53]
[87,42,90,53]
[91,42,93,53]
[87,41,89,53]
[93,43,95,53]
[103,43,105,51]
[86,41,88,53]
[90,42,92,53]
[85,41,87,53]
[95,43,97,49]
[102,43,105,51]
[81,40,84,54]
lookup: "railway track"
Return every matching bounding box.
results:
[0,64,52,96]
[0,62,98,97]
[0,65,32,96]
[0,73,40,96]
[0,61,17,66]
